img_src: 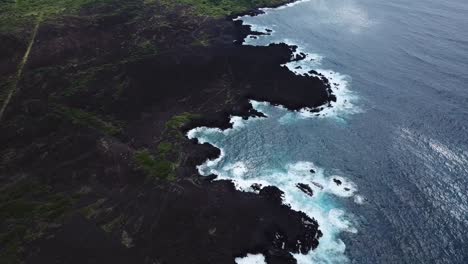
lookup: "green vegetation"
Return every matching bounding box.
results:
[101,214,124,233]
[133,112,200,181]
[134,149,176,181]
[61,62,119,98]
[165,112,200,131]
[157,142,173,157]
[0,0,292,261]
[61,66,107,98]
[0,14,41,123]
[133,39,158,56]
[0,0,113,31]
[165,112,201,142]
[0,180,75,263]
[0,182,74,222]
[80,198,106,219]
[1,0,290,31]
[0,226,26,264]
[52,105,122,136]
[159,0,288,17]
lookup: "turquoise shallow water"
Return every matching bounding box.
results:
[190,0,468,263]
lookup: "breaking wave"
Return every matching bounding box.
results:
[188,101,361,263]
[188,1,368,263]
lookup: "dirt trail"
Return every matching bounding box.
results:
[0,15,42,122]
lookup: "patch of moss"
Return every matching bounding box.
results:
[157,142,173,157]
[61,62,117,98]
[165,112,200,131]
[112,75,130,100]
[0,181,49,203]
[0,227,25,264]
[101,214,124,233]
[133,39,158,56]
[0,180,75,263]
[80,198,107,219]
[134,112,201,182]
[62,72,97,98]
[134,149,176,181]
[191,35,211,47]
[52,105,122,136]
[163,112,200,143]
[0,183,73,221]
[0,199,37,219]
[34,195,73,220]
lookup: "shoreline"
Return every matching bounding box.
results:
[182,2,340,261]
[0,0,335,263]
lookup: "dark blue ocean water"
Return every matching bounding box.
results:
[190,0,468,263]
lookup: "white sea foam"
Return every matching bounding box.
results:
[188,1,366,263]
[250,100,272,114]
[187,45,361,264]
[187,114,265,146]
[238,0,314,20]
[188,128,363,262]
[225,161,249,177]
[238,0,376,35]
[235,253,267,264]
[353,195,365,204]
[236,1,366,120]
[188,119,364,263]
[250,40,360,120]
[243,36,360,120]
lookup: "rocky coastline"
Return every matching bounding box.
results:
[0,0,333,263]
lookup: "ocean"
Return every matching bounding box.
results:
[189,0,468,263]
